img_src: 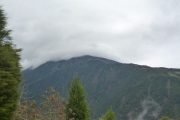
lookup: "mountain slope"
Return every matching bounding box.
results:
[23,56,180,120]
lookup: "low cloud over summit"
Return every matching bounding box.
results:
[2,0,180,69]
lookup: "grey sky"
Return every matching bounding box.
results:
[1,0,180,69]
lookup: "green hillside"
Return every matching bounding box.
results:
[23,56,180,120]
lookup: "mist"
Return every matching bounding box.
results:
[1,0,180,69]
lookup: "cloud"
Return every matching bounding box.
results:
[1,0,180,69]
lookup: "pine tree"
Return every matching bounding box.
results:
[66,78,90,120]
[100,108,116,120]
[0,7,11,44]
[0,6,21,120]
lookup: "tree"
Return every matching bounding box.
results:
[0,7,21,120]
[100,108,116,120]
[14,88,65,120]
[0,7,11,44]
[41,87,65,120]
[14,100,43,120]
[66,78,90,120]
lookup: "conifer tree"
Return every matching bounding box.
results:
[0,7,21,120]
[0,7,11,44]
[100,108,116,120]
[66,78,90,120]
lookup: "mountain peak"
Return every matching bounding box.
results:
[23,54,180,120]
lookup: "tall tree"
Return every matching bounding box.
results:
[66,78,90,120]
[0,7,11,44]
[0,7,21,120]
[100,108,116,120]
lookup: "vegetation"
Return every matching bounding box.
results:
[14,100,42,120]
[0,7,21,120]
[41,87,65,120]
[159,116,180,120]
[100,108,116,120]
[66,78,90,120]
[160,116,173,120]
[15,80,116,120]
[14,88,65,120]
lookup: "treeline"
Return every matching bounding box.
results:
[14,79,116,120]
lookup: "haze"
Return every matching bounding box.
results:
[1,0,180,69]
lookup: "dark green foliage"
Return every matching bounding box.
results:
[66,78,90,120]
[0,7,21,120]
[100,108,116,120]
[0,7,11,44]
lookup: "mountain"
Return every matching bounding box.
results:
[23,55,180,120]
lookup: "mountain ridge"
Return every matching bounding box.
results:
[23,55,180,120]
[26,55,180,71]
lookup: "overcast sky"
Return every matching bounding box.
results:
[1,0,180,69]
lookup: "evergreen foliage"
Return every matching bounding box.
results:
[66,78,90,120]
[0,7,11,44]
[0,7,21,120]
[100,108,116,120]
